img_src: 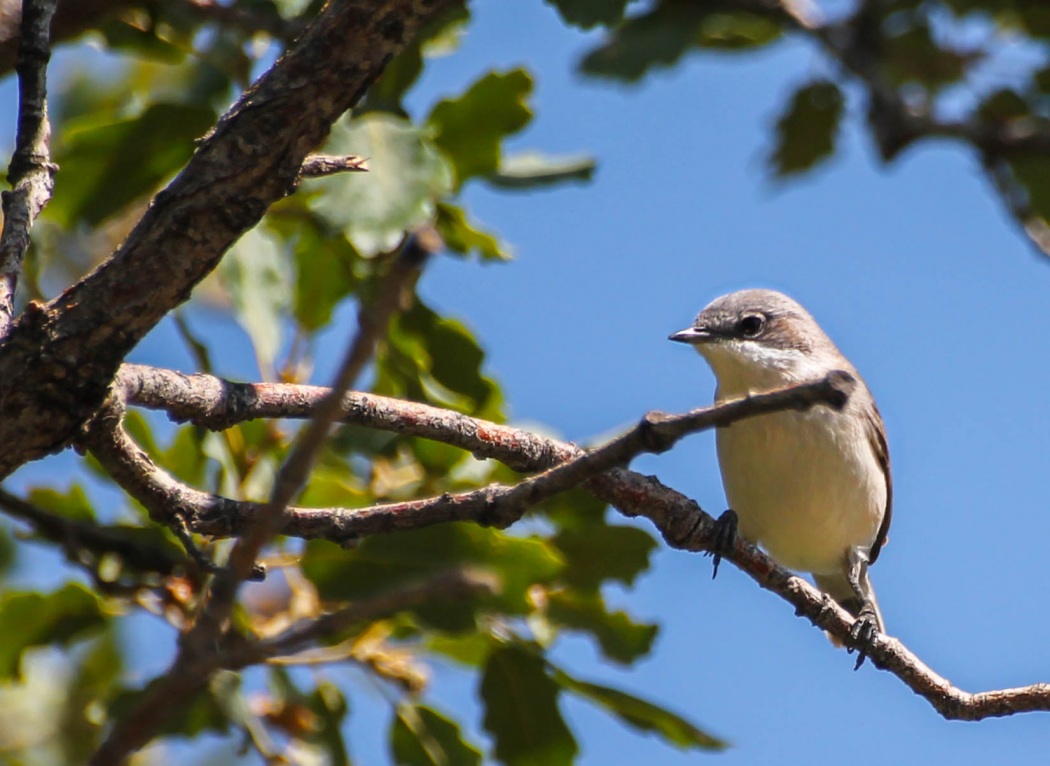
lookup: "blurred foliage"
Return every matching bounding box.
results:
[4,0,1050,762]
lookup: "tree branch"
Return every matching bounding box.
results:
[107,363,1050,721]
[0,0,461,481]
[0,0,58,337]
[86,568,493,765]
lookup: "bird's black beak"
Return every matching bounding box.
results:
[668,326,713,344]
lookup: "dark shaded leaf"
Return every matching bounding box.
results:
[0,584,106,680]
[553,522,657,590]
[52,103,216,226]
[302,524,563,626]
[1008,155,1050,217]
[883,23,979,90]
[545,0,630,28]
[488,152,596,190]
[310,681,351,766]
[109,671,233,738]
[581,5,779,81]
[292,223,358,332]
[769,80,844,177]
[481,644,577,766]
[391,703,482,766]
[428,69,533,187]
[553,669,728,751]
[547,589,658,664]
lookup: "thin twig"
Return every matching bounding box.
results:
[299,153,369,178]
[0,0,58,337]
[0,486,186,579]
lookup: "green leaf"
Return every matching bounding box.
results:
[310,681,351,766]
[481,644,577,766]
[882,23,978,90]
[546,589,657,665]
[553,522,656,590]
[428,69,533,187]
[544,0,629,29]
[391,703,482,766]
[435,202,512,261]
[51,102,216,226]
[0,584,106,680]
[581,5,780,81]
[769,80,844,177]
[100,16,188,64]
[292,224,358,332]
[61,629,124,763]
[311,114,452,255]
[220,223,293,376]
[1008,155,1050,218]
[302,524,563,625]
[27,484,96,522]
[488,151,596,190]
[553,670,727,751]
[109,674,231,740]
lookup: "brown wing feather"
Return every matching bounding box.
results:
[867,401,892,565]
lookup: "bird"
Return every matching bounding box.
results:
[669,288,891,657]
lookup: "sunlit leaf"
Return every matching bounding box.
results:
[391,703,482,766]
[435,202,512,261]
[552,669,727,751]
[0,584,106,680]
[220,223,293,376]
[311,114,452,255]
[481,644,577,766]
[488,151,596,190]
[27,485,96,522]
[428,69,533,187]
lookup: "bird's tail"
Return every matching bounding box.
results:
[812,569,884,647]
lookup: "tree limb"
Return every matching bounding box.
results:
[0,0,461,481]
[107,363,1050,721]
[0,0,58,337]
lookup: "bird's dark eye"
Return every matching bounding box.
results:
[738,314,765,337]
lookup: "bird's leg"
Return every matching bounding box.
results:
[844,547,878,670]
[705,509,738,579]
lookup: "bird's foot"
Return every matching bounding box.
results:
[705,509,738,580]
[846,603,879,670]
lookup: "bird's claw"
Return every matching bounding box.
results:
[845,603,879,670]
[705,509,738,579]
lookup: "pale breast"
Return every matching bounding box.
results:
[716,404,887,575]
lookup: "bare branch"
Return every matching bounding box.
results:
[86,568,493,765]
[0,486,186,581]
[109,363,1050,721]
[230,568,498,667]
[0,0,58,337]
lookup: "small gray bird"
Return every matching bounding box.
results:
[669,289,891,646]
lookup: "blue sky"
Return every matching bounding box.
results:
[4,1,1050,763]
